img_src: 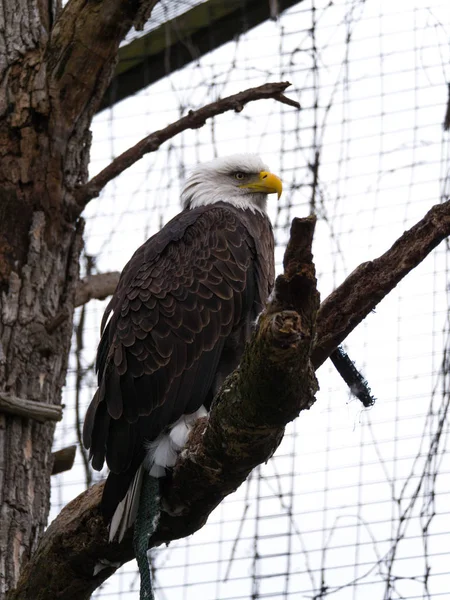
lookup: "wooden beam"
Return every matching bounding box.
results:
[98,0,303,112]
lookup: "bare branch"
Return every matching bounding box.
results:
[75,82,300,211]
[52,446,77,476]
[312,198,450,368]
[0,393,62,423]
[75,272,120,308]
[273,92,301,109]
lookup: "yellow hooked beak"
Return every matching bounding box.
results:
[239,171,283,199]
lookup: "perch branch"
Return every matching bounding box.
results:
[52,446,77,476]
[0,393,62,423]
[75,272,120,307]
[8,198,450,599]
[75,82,300,211]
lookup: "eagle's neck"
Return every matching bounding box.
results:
[187,194,267,214]
[181,179,267,214]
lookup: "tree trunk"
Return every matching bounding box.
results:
[0,0,159,595]
[0,215,83,595]
[0,3,83,594]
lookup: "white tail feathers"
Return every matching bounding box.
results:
[108,406,208,542]
[109,465,144,542]
[144,405,207,476]
[146,435,178,476]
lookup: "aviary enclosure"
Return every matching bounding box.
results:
[13,0,450,598]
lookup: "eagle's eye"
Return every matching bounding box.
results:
[234,172,245,181]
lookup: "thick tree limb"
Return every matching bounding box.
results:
[75,82,300,211]
[8,198,450,599]
[0,393,62,423]
[75,272,120,308]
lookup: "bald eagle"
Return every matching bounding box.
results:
[83,154,282,541]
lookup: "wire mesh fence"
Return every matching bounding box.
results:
[50,0,450,598]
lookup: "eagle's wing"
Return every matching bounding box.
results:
[83,205,267,519]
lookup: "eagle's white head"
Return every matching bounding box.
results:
[181,154,282,213]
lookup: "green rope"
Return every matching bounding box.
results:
[133,471,160,600]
